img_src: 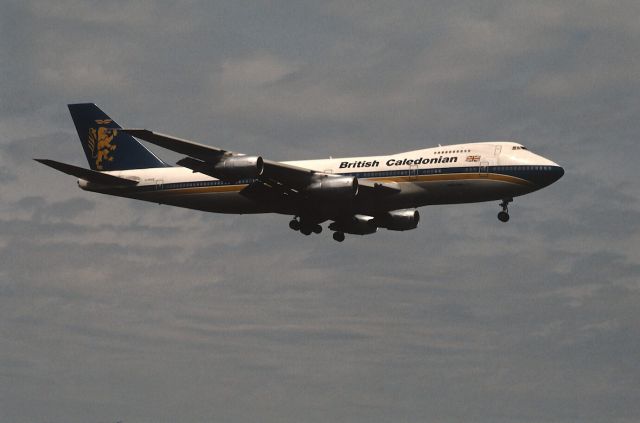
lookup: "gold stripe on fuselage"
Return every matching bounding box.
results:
[148,184,250,196]
[367,172,533,186]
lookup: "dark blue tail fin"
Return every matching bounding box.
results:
[68,103,169,171]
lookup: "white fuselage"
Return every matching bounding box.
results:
[82,141,563,218]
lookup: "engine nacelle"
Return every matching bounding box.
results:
[305,176,358,199]
[212,156,264,181]
[376,209,420,231]
[329,215,377,235]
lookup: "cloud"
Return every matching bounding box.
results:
[1,1,639,423]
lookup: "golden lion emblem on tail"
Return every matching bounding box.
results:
[88,126,118,170]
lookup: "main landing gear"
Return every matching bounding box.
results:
[332,231,345,242]
[289,216,345,241]
[289,217,322,236]
[498,198,512,222]
[288,219,301,231]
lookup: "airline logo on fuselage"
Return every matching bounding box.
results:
[339,155,458,169]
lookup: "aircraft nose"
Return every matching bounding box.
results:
[539,165,564,187]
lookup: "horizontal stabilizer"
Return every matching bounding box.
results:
[35,159,139,186]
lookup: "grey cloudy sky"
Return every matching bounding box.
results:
[1,1,639,422]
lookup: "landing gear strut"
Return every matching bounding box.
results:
[498,198,512,222]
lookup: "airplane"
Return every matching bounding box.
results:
[36,103,564,242]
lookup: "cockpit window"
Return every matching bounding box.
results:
[512,146,528,150]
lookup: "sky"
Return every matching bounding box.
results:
[1,1,639,422]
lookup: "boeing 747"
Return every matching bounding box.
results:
[37,104,564,241]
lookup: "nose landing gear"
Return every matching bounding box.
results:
[497,198,512,222]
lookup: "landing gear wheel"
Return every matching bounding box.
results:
[289,219,301,231]
[332,231,345,242]
[301,227,312,236]
[312,224,322,234]
[497,198,512,223]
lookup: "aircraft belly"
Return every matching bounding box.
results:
[173,192,271,214]
[356,178,533,214]
[412,179,533,205]
[129,190,273,214]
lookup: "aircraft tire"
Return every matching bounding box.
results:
[498,211,510,222]
[289,219,301,231]
[333,231,345,242]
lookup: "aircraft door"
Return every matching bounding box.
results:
[494,145,502,156]
[409,164,418,180]
[155,179,164,190]
[479,162,489,178]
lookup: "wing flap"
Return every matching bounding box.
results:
[35,159,139,186]
[175,156,219,178]
[261,159,316,191]
[357,179,401,194]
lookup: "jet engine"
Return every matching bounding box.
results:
[212,156,264,180]
[329,215,377,235]
[305,176,358,199]
[376,209,420,231]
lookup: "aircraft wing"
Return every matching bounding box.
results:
[122,128,317,191]
[260,159,316,191]
[34,159,139,186]
[122,129,398,196]
[122,129,230,161]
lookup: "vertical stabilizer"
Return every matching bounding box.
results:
[68,103,169,171]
